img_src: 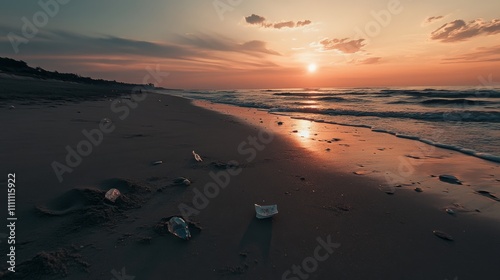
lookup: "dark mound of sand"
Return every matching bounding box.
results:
[0,247,89,280]
[36,178,152,230]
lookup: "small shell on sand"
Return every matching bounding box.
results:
[439,175,462,185]
[433,230,454,241]
[192,150,203,162]
[152,160,163,165]
[105,188,121,203]
[415,187,423,193]
[445,208,455,215]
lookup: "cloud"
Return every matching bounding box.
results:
[178,33,281,56]
[319,38,366,53]
[441,45,500,64]
[272,21,295,29]
[0,25,282,78]
[245,14,312,29]
[240,40,281,55]
[424,15,444,25]
[431,18,500,42]
[245,14,266,25]
[357,57,382,65]
[297,20,312,27]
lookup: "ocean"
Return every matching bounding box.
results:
[164,87,500,163]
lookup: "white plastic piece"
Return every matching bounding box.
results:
[255,204,278,219]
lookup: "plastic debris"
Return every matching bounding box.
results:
[254,204,278,219]
[152,160,163,166]
[105,188,121,203]
[167,217,191,240]
[445,208,455,215]
[433,230,454,241]
[173,177,191,186]
[192,150,203,162]
[439,175,462,185]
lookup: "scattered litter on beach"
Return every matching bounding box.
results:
[152,160,163,166]
[439,175,462,185]
[433,230,454,241]
[104,188,121,203]
[192,150,203,162]
[445,208,455,215]
[167,217,191,240]
[173,177,191,186]
[255,204,278,219]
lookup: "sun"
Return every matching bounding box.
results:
[307,63,317,73]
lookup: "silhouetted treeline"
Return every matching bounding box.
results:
[0,57,144,87]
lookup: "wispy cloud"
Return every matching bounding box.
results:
[442,45,500,63]
[357,57,382,65]
[431,18,500,42]
[245,14,312,29]
[423,15,445,26]
[319,38,365,53]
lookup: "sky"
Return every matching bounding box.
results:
[0,0,499,89]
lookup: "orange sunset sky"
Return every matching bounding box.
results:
[1,0,499,89]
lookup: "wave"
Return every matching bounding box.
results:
[268,107,500,123]
[315,96,354,102]
[286,116,500,163]
[420,98,495,106]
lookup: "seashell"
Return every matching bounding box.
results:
[192,150,203,162]
[105,188,121,203]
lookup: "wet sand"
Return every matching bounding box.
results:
[1,79,500,279]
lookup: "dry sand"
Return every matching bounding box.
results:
[0,78,499,280]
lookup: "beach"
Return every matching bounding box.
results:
[1,77,500,280]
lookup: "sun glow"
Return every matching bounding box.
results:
[307,63,317,73]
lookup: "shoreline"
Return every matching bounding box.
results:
[188,98,500,221]
[1,83,500,279]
